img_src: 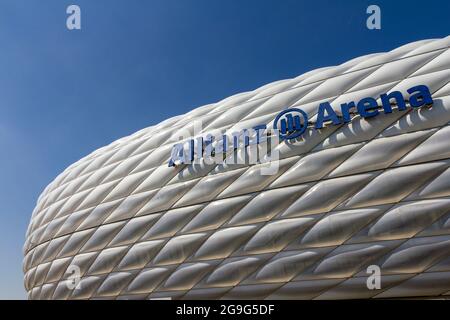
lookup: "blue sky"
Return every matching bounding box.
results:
[0,0,448,299]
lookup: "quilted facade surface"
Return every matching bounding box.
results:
[24,37,450,299]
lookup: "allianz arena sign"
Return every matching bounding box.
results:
[169,84,433,167]
[24,37,450,300]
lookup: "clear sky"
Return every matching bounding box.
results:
[0,0,448,299]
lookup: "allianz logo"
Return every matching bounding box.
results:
[168,84,433,167]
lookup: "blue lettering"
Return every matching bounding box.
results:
[408,85,433,107]
[315,102,341,129]
[357,97,379,118]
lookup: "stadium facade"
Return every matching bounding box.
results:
[24,36,450,299]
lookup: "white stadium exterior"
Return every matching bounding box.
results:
[24,36,450,299]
